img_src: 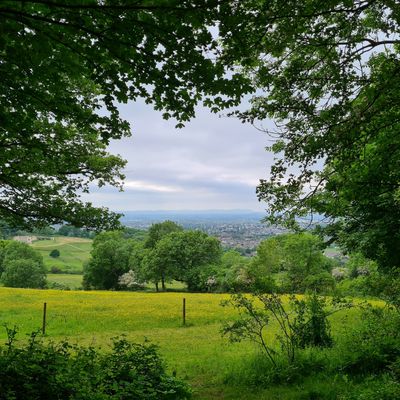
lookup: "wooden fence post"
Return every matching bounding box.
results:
[182,298,186,326]
[42,302,47,335]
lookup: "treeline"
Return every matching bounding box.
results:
[80,221,331,294]
[0,218,392,299]
[81,220,396,298]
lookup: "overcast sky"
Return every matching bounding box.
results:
[84,99,276,212]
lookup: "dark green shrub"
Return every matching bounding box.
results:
[49,249,60,258]
[0,327,191,400]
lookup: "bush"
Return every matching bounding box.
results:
[0,241,46,288]
[222,293,348,367]
[339,307,400,375]
[118,270,145,290]
[50,265,63,274]
[0,328,191,400]
[49,249,60,258]
[292,292,334,348]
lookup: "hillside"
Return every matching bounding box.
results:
[31,236,92,274]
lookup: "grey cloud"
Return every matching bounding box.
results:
[89,99,276,211]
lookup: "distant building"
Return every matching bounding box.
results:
[13,235,38,244]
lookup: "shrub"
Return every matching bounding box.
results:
[291,292,334,348]
[0,327,191,400]
[50,265,63,274]
[49,249,60,258]
[331,267,349,281]
[118,270,145,290]
[340,375,400,400]
[339,306,400,375]
[0,241,46,288]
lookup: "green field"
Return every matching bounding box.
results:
[47,273,83,289]
[31,236,92,273]
[46,274,187,291]
[0,287,371,399]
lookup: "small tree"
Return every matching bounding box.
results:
[222,293,352,365]
[49,249,60,258]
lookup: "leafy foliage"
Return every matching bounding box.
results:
[227,0,400,273]
[83,231,135,290]
[1,259,46,289]
[252,233,335,293]
[0,327,191,400]
[144,221,183,250]
[0,1,253,230]
[57,225,96,239]
[291,293,333,349]
[222,292,351,366]
[147,230,222,291]
[338,305,400,380]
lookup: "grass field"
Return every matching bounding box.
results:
[0,287,370,399]
[31,236,92,273]
[46,274,187,291]
[47,273,83,289]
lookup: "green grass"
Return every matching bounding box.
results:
[46,274,185,291]
[0,287,373,399]
[47,273,83,289]
[31,236,92,273]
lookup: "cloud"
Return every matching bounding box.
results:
[124,180,182,193]
[87,99,277,211]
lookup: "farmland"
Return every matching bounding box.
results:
[0,287,372,399]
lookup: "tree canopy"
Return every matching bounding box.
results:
[0,0,252,230]
[83,231,134,290]
[144,220,183,249]
[252,233,334,293]
[227,0,400,272]
[146,230,222,291]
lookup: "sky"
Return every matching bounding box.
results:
[84,99,276,212]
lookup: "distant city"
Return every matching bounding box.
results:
[120,210,287,255]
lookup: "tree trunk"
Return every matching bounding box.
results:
[161,275,166,291]
[155,282,159,292]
